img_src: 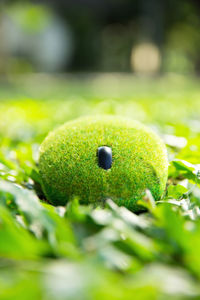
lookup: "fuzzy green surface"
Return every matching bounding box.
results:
[39,116,168,211]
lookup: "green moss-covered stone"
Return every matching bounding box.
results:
[39,116,168,211]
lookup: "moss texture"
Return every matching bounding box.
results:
[39,116,168,211]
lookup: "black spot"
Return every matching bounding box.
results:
[97,146,112,170]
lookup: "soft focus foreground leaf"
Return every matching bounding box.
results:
[0,180,78,258]
[0,205,41,259]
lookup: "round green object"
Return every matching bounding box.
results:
[39,116,168,211]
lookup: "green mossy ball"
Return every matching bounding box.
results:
[39,116,168,211]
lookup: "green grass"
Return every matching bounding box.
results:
[1,74,200,299]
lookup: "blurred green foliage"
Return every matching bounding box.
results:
[5,3,51,33]
[1,1,200,73]
[1,75,200,298]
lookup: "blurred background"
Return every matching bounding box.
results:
[1,0,200,75]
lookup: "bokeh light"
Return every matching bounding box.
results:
[131,43,161,75]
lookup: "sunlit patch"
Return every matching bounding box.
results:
[131,42,161,75]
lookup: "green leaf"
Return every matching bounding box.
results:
[167,184,188,199]
[169,159,200,185]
